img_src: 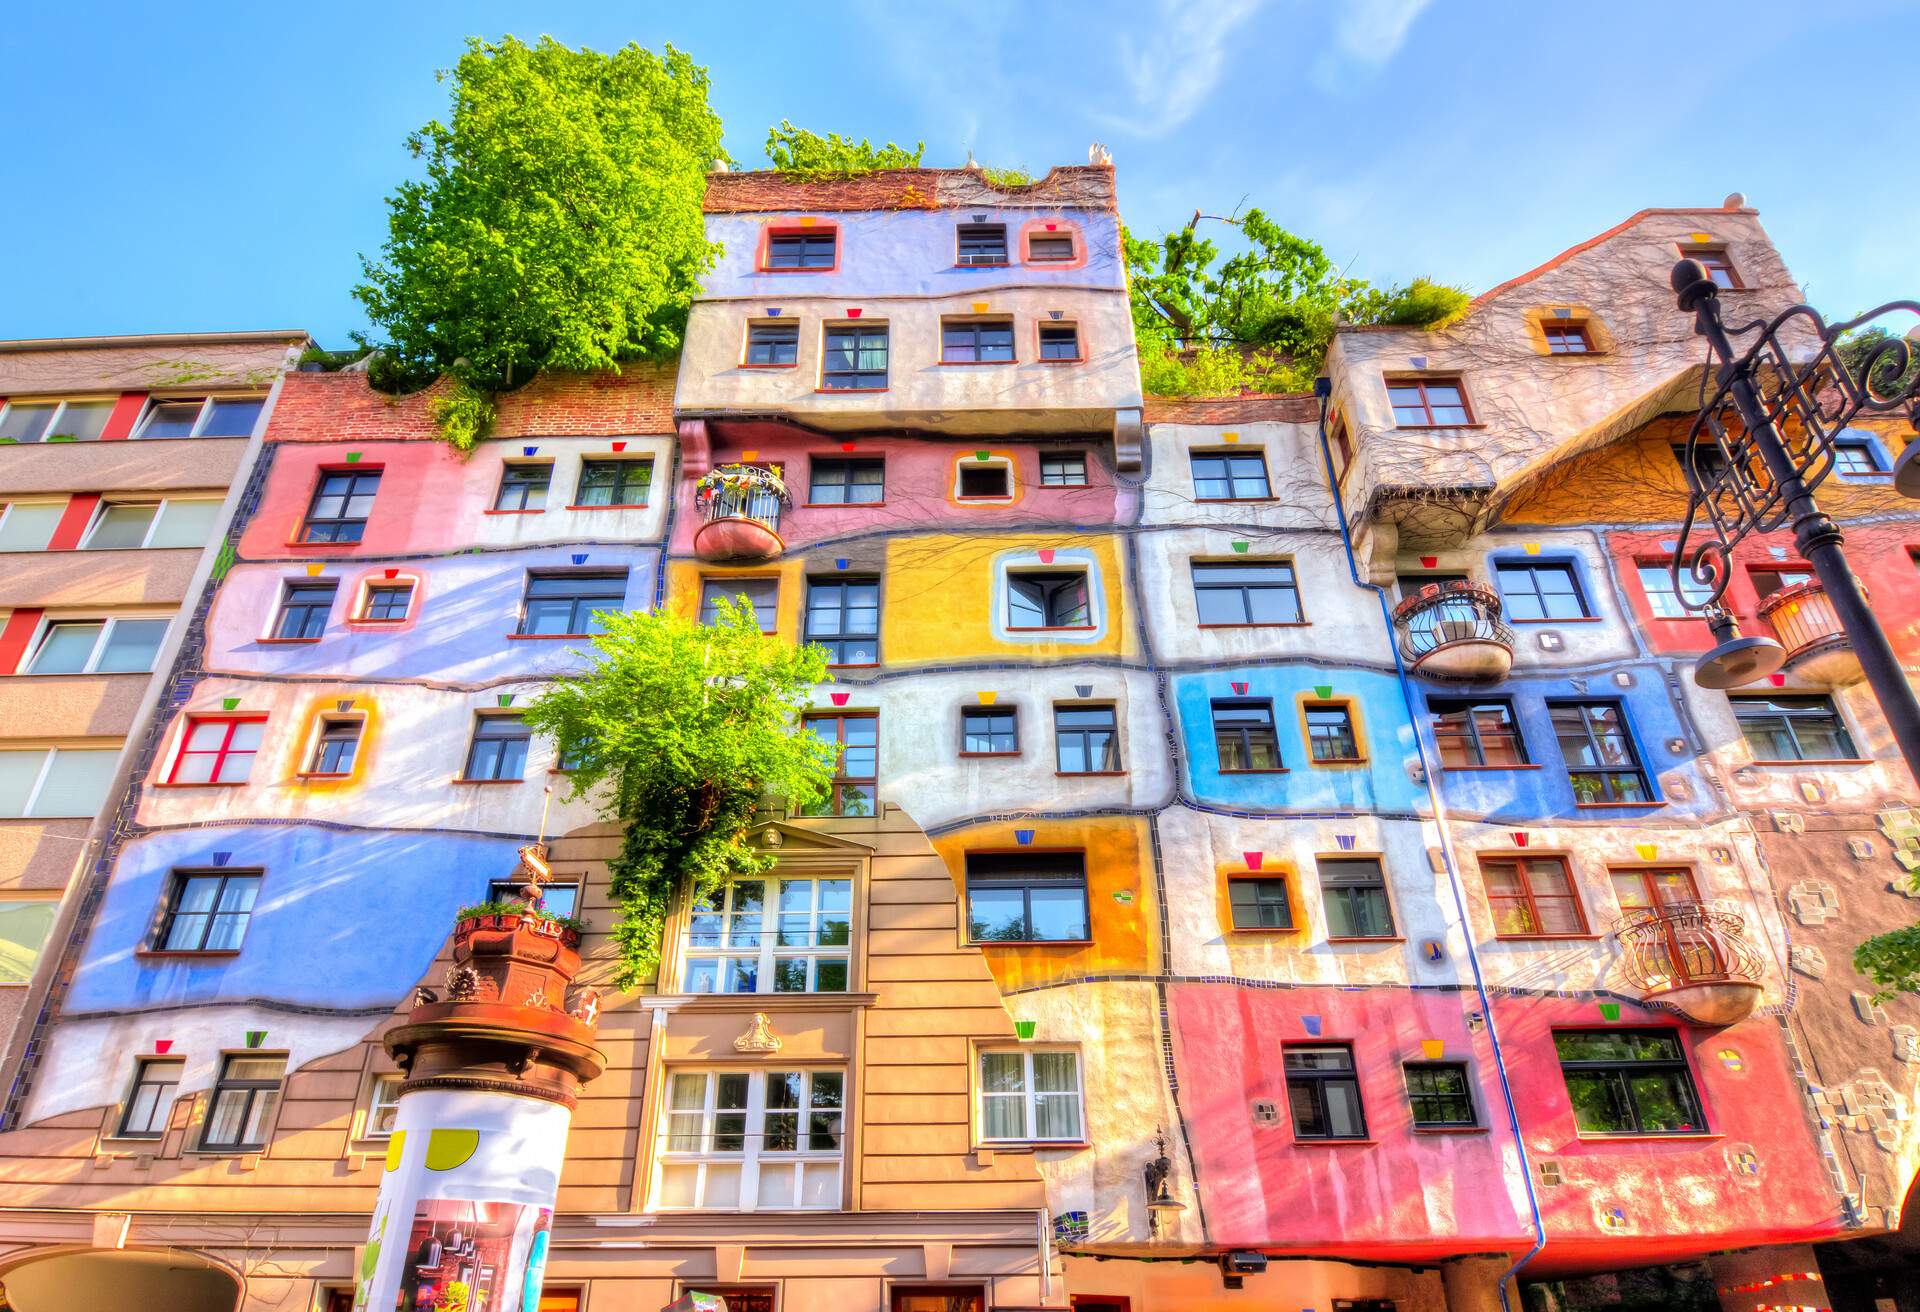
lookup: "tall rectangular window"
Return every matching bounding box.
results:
[1388,378,1472,426]
[25,617,168,674]
[1554,1030,1705,1135]
[656,1069,844,1210]
[301,470,381,544]
[1284,1045,1367,1140]
[822,325,889,390]
[804,577,879,665]
[1305,703,1359,761]
[274,581,337,639]
[1429,698,1527,768]
[1212,699,1281,771]
[494,463,551,511]
[1497,562,1590,621]
[519,571,627,636]
[684,877,852,995]
[700,577,778,629]
[117,1057,184,1139]
[202,1054,286,1151]
[1404,1062,1476,1128]
[1636,563,1714,619]
[765,231,836,269]
[158,870,262,952]
[574,458,652,508]
[745,321,799,366]
[961,707,1018,755]
[807,458,885,505]
[1190,452,1271,501]
[307,718,362,776]
[168,716,265,785]
[1054,705,1119,773]
[941,319,1015,363]
[1550,701,1651,803]
[966,852,1088,942]
[956,223,1008,265]
[1228,876,1293,929]
[979,1049,1083,1142]
[799,713,877,817]
[1319,858,1395,939]
[1731,694,1857,761]
[363,1074,404,1139]
[463,715,530,781]
[1482,855,1588,936]
[1192,560,1300,626]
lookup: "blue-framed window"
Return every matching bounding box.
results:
[1549,700,1652,804]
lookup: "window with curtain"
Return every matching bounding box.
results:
[978,1048,1082,1142]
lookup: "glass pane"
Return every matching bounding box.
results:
[702,1162,741,1207]
[96,619,169,673]
[772,958,808,992]
[1033,1092,1081,1139]
[981,1052,1025,1094]
[0,502,65,552]
[28,749,118,817]
[757,1162,796,1206]
[146,498,224,548]
[28,622,103,674]
[0,404,55,442]
[204,1090,249,1146]
[981,1094,1025,1140]
[50,401,113,442]
[1563,1071,1631,1133]
[1029,886,1089,940]
[1032,1051,1077,1093]
[200,398,265,437]
[814,958,848,992]
[0,900,58,984]
[683,958,719,993]
[226,1056,285,1081]
[0,752,44,817]
[1323,1080,1366,1137]
[87,504,158,549]
[967,885,1027,941]
[669,1072,706,1110]
[140,401,205,438]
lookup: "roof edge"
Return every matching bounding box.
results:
[1468,206,1759,308]
[0,329,313,353]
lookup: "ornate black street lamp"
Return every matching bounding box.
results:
[1666,257,1920,780]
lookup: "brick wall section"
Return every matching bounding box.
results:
[264,365,680,444]
[0,338,305,395]
[704,165,1116,214]
[1142,393,1319,425]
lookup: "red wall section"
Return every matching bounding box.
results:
[238,441,486,560]
[265,367,677,444]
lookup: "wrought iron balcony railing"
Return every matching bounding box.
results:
[1390,580,1515,681]
[1612,905,1765,1025]
[693,463,790,562]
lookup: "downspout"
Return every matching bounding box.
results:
[1311,376,1548,1309]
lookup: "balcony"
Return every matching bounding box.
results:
[1757,579,1863,685]
[693,464,789,563]
[1612,906,1765,1026]
[1391,580,1514,681]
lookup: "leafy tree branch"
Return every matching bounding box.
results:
[765,120,925,178]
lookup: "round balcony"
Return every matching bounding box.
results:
[693,464,790,563]
[1757,579,1863,685]
[1612,906,1765,1026]
[1391,580,1515,681]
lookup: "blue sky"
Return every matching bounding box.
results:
[6,1,1918,347]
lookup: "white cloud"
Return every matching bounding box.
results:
[1107,0,1267,138]
[1313,0,1433,88]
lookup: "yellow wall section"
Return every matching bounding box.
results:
[931,817,1155,991]
[666,558,808,638]
[883,532,1134,665]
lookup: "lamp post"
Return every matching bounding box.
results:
[1666,257,1920,782]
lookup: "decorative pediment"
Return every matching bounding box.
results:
[734,1011,783,1053]
[748,820,874,853]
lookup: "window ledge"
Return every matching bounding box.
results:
[506,632,596,640]
[676,992,878,1012]
[1393,423,1488,432]
[1509,616,1603,624]
[737,363,799,370]
[452,777,523,786]
[346,618,409,627]
[803,501,889,510]
[1034,358,1086,366]
[255,637,322,645]
[1310,758,1369,767]
[135,949,241,960]
[563,503,649,512]
[1228,926,1301,935]
[1193,497,1278,505]
[1325,935,1405,945]
[970,938,1095,948]
[1440,764,1543,772]
[1007,625,1097,634]
[1220,768,1289,775]
[286,539,361,549]
[1746,758,1875,767]
[1293,1137,1377,1147]
[483,508,547,517]
[1197,622,1311,630]
[958,751,1022,759]
[294,772,353,781]
[937,359,1020,368]
[1572,1131,1721,1142]
[815,388,891,395]
[979,1140,1090,1152]
[1412,1125,1487,1135]
[1573,801,1662,810]
[1055,771,1126,778]
[151,781,245,789]
[1491,933,1605,942]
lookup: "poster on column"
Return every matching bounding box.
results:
[392,1197,553,1312]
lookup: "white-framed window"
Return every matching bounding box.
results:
[0,501,67,552]
[655,1068,844,1211]
[23,615,170,675]
[82,497,224,550]
[362,1074,404,1138]
[0,895,61,985]
[684,878,851,994]
[134,396,267,440]
[979,1048,1083,1143]
[0,746,119,818]
[0,397,116,443]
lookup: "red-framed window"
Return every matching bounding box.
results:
[1542,323,1593,354]
[1481,854,1590,937]
[169,715,267,785]
[760,226,838,272]
[1681,244,1743,290]
[1388,377,1473,427]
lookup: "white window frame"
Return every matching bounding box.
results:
[0,745,121,819]
[301,713,367,778]
[0,499,69,552]
[133,394,268,440]
[361,1073,404,1140]
[653,1067,845,1212]
[21,614,172,675]
[977,1047,1085,1144]
[81,496,224,550]
[953,455,1015,502]
[682,877,852,995]
[0,396,119,443]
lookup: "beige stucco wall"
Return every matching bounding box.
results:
[0,549,203,609]
[0,338,303,395]
[0,437,248,498]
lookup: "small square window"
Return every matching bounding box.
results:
[464,715,530,781]
[1054,705,1119,774]
[1429,698,1527,768]
[137,399,209,439]
[1681,245,1742,290]
[307,717,362,776]
[956,223,1008,265]
[1008,571,1091,630]
[746,321,800,366]
[360,581,413,621]
[942,319,1015,364]
[1306,703,1359,762]
[978,1048,1083,1141]
[1542,323,1593,354]
[798,713,877,817]
[1834,438,1883,477]
[1027,233,1075,263]
[1228,876,1293,930]
[700,577,778,629]
[961,707,1018,755]
[1497,562,1591,621]
[808,458,885,505]
[1038,324,1081,361]
[494,462,551,511]
[1039,451,1087,486]
[575,458,652,508]
[0,403,57,443]
[1212,699,1281,771]
[766,230,836,270]
[1405,1062,1476,1128]
[1388,378,1472,427]
[169,716,265,785]
[958,463,1011,499]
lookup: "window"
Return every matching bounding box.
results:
[24,616,168,674]
[1191,560,1301,626]
[765,231,836,270]
[961,707,1018,755]
[822,324,888,390]
[1306,703,1360,762]
[683,877,851,994]
[1636,562,1714,619]
[1388,377,1472,427]
[745,321,799,366]
[956,222,1008,265]
[1551,701,1651,803]
[487,879,579,919]
[307,718,362,775]
[700,577,778,629]
[1672,441,1732,483]
[1213,699,1281,772]
[1319,858,1395,939]
[1284,1045,1367,1140]
[1027,232,1075,263]
[519,570,627,636]
[1681,246,1742,290]
[0,897,59,984]
[1610,867,1700,921]
[463,715,530,781]
[575,458,652,508]
[1039,451,1087,485]
[1542,323,1593,354]
[1054,705,1119,774]
[1497,562,1589,621]
[157,869,262,952]
[137,396,265,439]
[1404,1063,1475,1128]
[942,319,1015,363]
[1228,876,1293,929]
[657,1068,844,1210]
[1329,416,1355,485]
[300,470,381,544]
[0,501,65,551]
[966,851,1088,942]
[0,747,118,818]
[1554,1030,1705,1135]
[1481,855,1588,936]
[274,581,337,639]
[799,713,877,816]
[893,1291,984,1312]
[363,1074,403,1139]
[1429,699,1527,768]
[0,398,115,442]
[1731,694,1857,761]
[85,497,223,549]
[202,1054,285,1151]
[957,462,1011,499]
[168,716,265,785]
[360,582,413,621]
[117,1057,184,1139]
[494,463,551,511]
[979,1049,1082,1142]
[1038,323,1081,361]
[1834,437,1884,477]
[1190,451,1271,501]
[1008,571,1091,629]
[1750,566,1814,599]
[804,577,879,665]
[808,458,884,505]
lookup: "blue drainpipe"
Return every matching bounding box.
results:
[1311,375,1548,1309]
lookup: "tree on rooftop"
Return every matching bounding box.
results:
[520,600,838,989]
[765,120,925,178]
[354,36,724,449]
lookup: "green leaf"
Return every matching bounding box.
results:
[764,120,924,178]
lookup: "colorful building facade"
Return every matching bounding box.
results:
[0,172,1913,1312]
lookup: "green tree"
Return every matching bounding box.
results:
[355,36,725,448]
[521,600,838,988]
[1125,208,1468,396]
[764,120,924,178]
[1835,325,1920,398]
[1856,922,1920,1000]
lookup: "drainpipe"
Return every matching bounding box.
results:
[1311,376,1548,1310]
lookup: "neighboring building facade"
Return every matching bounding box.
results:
[0,177,1914,1312]
[0,331,307,1075]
